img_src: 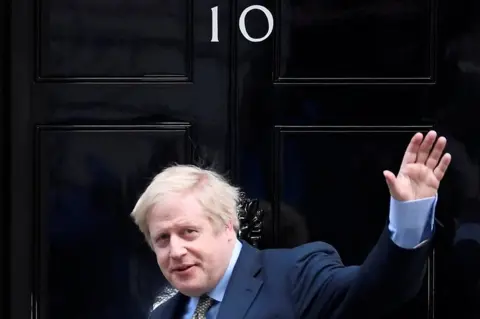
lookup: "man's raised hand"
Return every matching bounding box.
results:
[384,131,452,201]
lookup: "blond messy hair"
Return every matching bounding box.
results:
[131,164,240,245]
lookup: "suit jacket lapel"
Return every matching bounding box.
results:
[217,241,263,319]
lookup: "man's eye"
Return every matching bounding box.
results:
[157,234,169,241]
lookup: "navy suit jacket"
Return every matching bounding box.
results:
[151,226,430,319]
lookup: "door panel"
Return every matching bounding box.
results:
[273,0,435,82]
[8,0,480,318]
[35,125,192,319]
[38,0,193,80]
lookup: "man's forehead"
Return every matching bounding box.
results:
[152,193,201,213]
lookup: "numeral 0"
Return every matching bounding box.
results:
[211,5,274,43]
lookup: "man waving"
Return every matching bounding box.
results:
[131,130,451,319]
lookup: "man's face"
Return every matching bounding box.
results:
[147,193,236,296]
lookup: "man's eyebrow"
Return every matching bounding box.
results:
[177,222,195,226]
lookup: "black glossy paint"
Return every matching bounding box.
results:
[2,0,480,318]
[0,0,8,316]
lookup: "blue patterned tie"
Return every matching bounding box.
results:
[192,294,214,319]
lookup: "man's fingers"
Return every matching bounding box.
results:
[426,136,447,169]
[401,133,423,167]
[434,153,452,181]
[416,131,437,164]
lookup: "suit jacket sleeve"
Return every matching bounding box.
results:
[289,199,434,319]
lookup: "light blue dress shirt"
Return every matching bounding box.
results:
[182,195,437,319]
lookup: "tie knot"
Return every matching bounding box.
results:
[199,294,214,306]
[192,294,215,319]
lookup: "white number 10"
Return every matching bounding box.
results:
[211,5,274,43]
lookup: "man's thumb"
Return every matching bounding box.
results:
[383,170,396,192]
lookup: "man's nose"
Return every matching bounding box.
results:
[169,237,187,258]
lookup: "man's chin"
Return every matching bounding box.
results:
[176,285,206,297]
[168,271,212,296]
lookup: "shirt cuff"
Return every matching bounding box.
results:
[388,195,437,249]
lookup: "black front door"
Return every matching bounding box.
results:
[4,0,479,318]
